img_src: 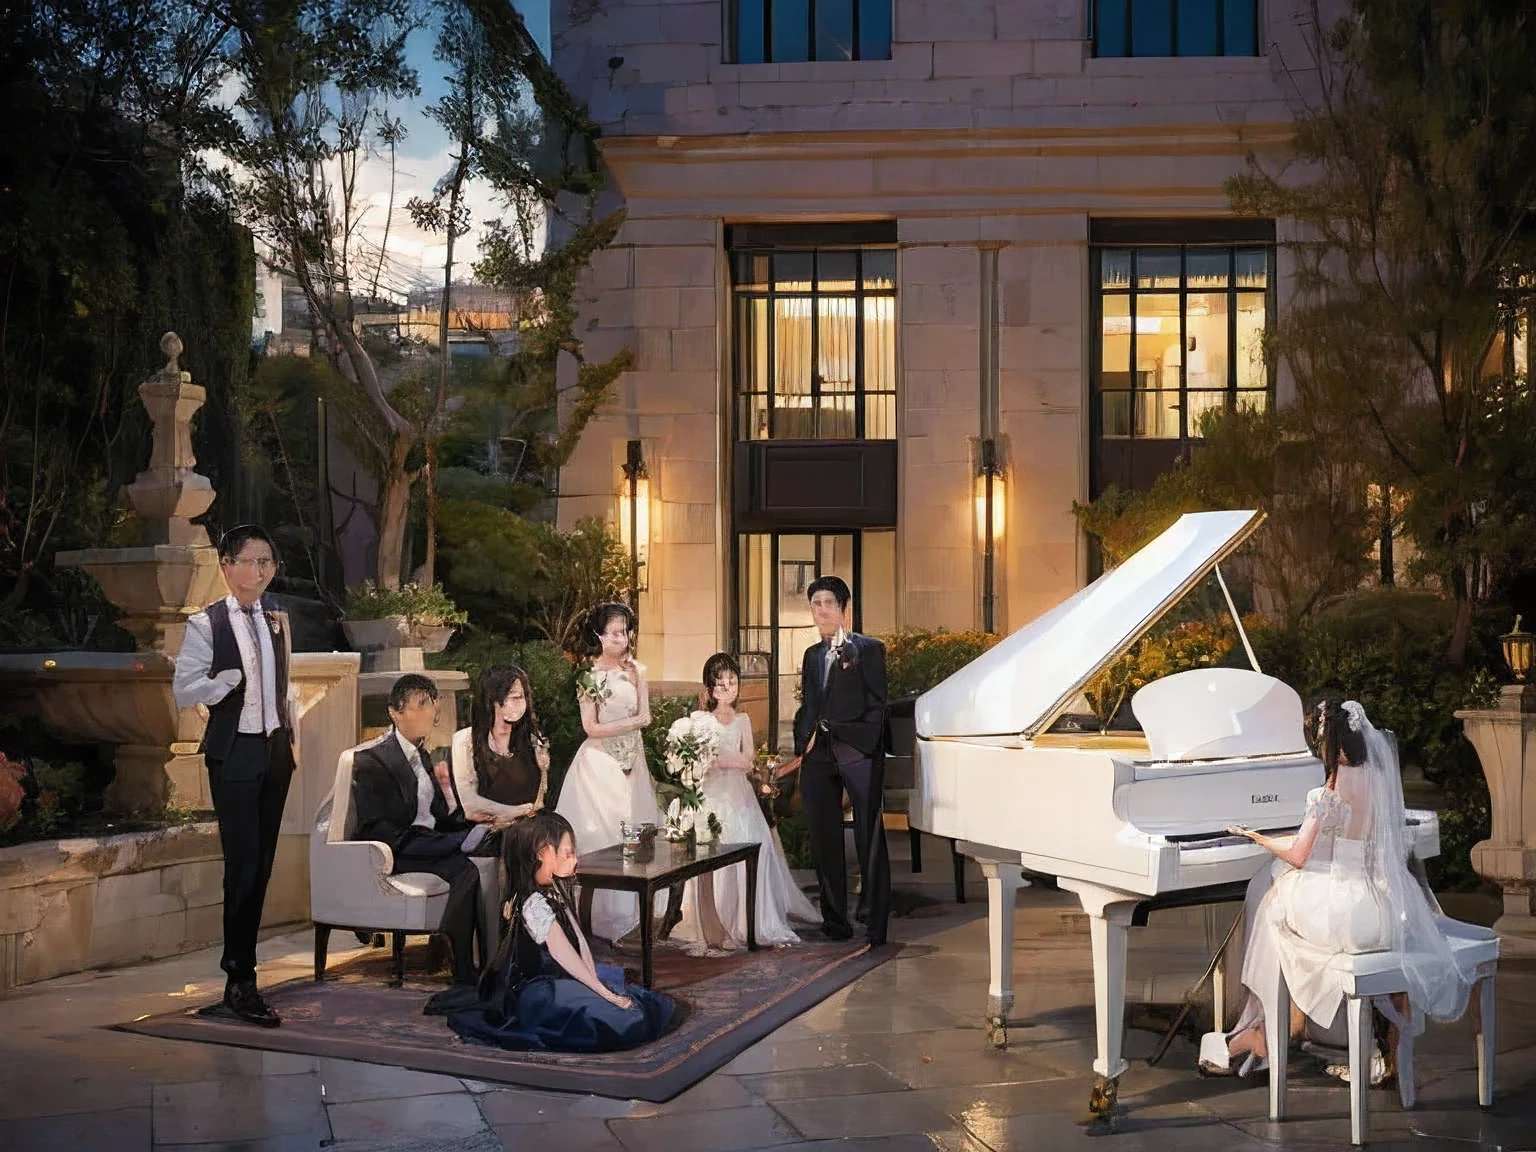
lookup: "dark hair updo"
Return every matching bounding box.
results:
[1307,696,1369,779]
[700,652,741,711]
[585,602,637,656]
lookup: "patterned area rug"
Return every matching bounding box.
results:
[114,936,899,1102]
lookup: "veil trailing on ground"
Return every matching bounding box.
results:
[1345,700,1475,1030]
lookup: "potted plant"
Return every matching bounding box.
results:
[342,581,468,654]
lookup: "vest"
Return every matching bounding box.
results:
[200,598,292,762]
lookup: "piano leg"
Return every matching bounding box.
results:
[1059,879,1140,1116]
[975,858,1027,1047]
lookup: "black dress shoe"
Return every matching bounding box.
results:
[822,925,854,941]
[225,981,281,1028]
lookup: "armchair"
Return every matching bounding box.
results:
[310,744,483,985]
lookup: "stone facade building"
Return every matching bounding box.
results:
[550,0,1321,747]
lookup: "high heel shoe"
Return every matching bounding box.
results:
[1237,1052,1269,1078]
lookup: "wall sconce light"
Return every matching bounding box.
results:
[974,438,1005,634]
[618,439,650,602]
[1503,615,1533,683]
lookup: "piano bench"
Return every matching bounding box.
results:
[1264,920,1499,1145]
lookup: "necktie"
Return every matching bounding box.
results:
[821,642,835,689]
[238,604,266,732]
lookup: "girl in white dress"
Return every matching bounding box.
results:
[672,653,820,951]
[554,603,667,942]
[1200,698,1477,1081]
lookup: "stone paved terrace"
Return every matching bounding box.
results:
[3,837,1533,1152]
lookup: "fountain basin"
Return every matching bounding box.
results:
[0,652,206,813]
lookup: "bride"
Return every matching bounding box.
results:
[671,653,819,950]
[555,603,667,942]
[1200,697,1479,1082]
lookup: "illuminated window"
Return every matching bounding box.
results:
[732,247,896,441]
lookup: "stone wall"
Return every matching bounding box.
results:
[0,823,228,991]
[0,652,360,992]
[551,0,1323,660]
[553,0,1330,139]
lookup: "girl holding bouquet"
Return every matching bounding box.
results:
[555,603,667,942]
[670,653,819,951]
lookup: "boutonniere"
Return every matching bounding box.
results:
[266,613,282,638]
[833,628,858,672]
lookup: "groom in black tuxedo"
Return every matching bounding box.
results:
[788,575,891,946]
[350,674,487,984]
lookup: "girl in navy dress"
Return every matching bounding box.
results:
[444,811,676,1052]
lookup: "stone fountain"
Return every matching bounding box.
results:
[0,334,223,812]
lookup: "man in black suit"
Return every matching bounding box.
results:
[784,575,891,946]
[350,674,487,985]
[173,524,296,1027]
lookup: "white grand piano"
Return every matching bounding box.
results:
[911,509,1440,1113]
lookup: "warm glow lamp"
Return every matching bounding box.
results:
[618,440,650,599]
[1502,614,1533,683]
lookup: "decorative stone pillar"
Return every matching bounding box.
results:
[51,333,223,812]
[1456,683,1536,956]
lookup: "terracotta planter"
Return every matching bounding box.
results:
[341,617,410,653]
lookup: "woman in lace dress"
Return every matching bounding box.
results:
[672,653,819,951]
[1200,698,1477,1081]
[554,603,666,941]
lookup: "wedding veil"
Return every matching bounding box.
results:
[1343,700,1475,1028]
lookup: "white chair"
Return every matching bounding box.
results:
[310,744,502,985]
[1261,920,1500,1146]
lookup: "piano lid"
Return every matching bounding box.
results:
[914,509,1265,740]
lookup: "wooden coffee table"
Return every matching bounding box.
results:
[576,840,761,988]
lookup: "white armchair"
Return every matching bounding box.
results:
[311,744,506,985]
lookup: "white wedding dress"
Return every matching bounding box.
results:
[555,666,667,942]
[1202,703,1479,1074]
[671,710,819,949]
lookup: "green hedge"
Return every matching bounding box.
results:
[1252,589,1504,892]
[877,628,1003,698]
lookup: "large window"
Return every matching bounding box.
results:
[1093,0,1259,57]
[1093,241,1273,448]
[728,0,893,64]
[732,247,896,441]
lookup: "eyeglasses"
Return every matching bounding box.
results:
[227,558,280,573]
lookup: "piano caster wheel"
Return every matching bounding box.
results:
[986,1016,1008,1048]
[1088,1075,1120,1117]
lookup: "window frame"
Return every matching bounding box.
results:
[1091,0,1261,59]
[726,0,893,64]
[1088,231,1277,490]
[730,243,898,443]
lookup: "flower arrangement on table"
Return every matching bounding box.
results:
[659,714,722,847]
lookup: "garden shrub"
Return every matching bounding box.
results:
[878,628,1002,699]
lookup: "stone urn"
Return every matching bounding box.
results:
[1456,621,1536,955]
[341,617,411,654]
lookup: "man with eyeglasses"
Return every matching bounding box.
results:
[173,524,296,1027]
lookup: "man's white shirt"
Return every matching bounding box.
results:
[171,595,282,734]
[394,729,438,829]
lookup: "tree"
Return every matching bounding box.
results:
[225,0,424,588]
[0,0,251,614]
[1227,0,1536,662]
[465,0,634,484]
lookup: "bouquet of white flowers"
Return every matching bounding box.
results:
[659,715,720,842]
